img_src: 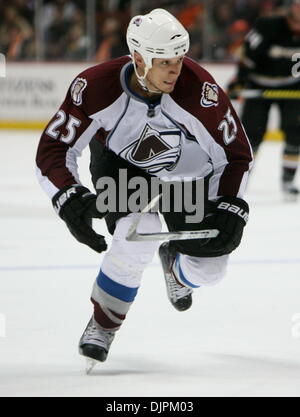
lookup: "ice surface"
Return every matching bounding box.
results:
[0,130,300,397]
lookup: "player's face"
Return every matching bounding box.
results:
[145,56,184,94]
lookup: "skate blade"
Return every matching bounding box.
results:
[85,358,98,375]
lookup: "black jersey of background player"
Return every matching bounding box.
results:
[239,15,300,86]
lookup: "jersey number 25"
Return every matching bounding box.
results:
[218,108,237,145]
[46,110,81,144]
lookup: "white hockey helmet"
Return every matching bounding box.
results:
[126,8,190,69]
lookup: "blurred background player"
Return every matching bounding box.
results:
[35,9,252,367]
[228,0,300,200]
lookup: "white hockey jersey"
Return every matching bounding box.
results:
[36,56,253,200]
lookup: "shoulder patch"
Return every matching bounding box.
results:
[71,77,87,106]
[200,82,219,108]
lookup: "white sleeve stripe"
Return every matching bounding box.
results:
[70,118,100,157]
[237,171,249,198]
[63,119,100,189]
[35,165,60,199]
[65,147,82,186]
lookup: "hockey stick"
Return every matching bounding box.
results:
[229,89,300,100]
[126,194,219,242]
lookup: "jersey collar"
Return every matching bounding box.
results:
[120,61,162,106]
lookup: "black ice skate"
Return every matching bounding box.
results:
[282,181,299,201]
[79,316,115,373]
[159,242,193,312]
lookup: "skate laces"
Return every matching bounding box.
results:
[167,270,192,301]
[84,320,115,348]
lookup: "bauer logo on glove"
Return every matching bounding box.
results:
[217,201,249,223]
[53,186,78,214]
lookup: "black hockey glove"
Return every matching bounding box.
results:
[52,185,107,253]
[199,196,249,257]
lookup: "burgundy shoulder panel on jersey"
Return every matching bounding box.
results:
[171,57,252,197]
[70,55,131,116]
[36,56,131,193]
[171,57,215,104]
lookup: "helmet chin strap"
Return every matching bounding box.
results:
[132,60,163,94]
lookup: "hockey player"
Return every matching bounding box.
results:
[36,9,252,366]
[228,0,300,199]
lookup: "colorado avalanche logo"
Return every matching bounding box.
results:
[119,124,181,174]
[201,82,219,108]
[133,17,142,26]
[71,77,87,106]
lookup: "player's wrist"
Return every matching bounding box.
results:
[52,185,94,217]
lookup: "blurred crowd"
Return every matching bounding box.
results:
[0,0,289,62]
